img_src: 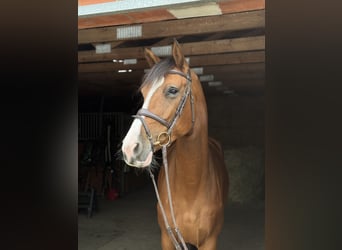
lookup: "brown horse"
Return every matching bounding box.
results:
[121,40,229,250]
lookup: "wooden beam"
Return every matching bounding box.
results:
[79,51,265,73]
[78,36,265,63]
[78,70,264,85]
[78,10,265,44]
[151,36,183,46]
[91,41,124,49]
[78,0,265,30]
[201,32,227,41]
[190,51,265,66]
[219,0,265,14]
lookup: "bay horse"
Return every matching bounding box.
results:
[121,40,229,250]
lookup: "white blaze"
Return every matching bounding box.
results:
[142,76,165,109]
[122,77,164,154]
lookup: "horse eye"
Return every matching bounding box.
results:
[166,86,179,97]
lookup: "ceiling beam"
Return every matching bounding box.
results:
[79,36,265,63]
[78,0,265,30]
[78,10,264,44]
[79,51,265,73]
[78,0,204,17]
[150,36,183,46]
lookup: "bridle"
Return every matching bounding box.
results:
[132,69,195,151]
[131,69,195,250]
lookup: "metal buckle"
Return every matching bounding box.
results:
[153,131,171,147]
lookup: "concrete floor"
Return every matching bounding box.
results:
[78,183,264,250]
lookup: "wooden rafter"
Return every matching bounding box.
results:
[78,1,266,96]
[78,10,265,44]
[79,51,265,73]
[79,36,265,63]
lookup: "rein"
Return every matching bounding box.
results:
[133,69,194,250]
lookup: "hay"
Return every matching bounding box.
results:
[224,146,265,205]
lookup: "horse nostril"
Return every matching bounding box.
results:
[133,142,142,155]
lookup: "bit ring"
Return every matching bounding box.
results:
[153,132,171,147]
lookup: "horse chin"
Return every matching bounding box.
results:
[125,151,153,168]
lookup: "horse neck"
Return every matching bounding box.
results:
[168,76,209,189]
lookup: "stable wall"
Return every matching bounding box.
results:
[207,95,264,149]
[207,95,265,204]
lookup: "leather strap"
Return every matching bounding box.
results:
[137,108,171,128]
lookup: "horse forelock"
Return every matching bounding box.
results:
[140,57,176,91]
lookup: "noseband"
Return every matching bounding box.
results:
[132,69,195,151]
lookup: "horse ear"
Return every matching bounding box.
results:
[172,39,189,72]
[144,48,160,68]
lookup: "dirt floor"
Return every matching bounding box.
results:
[78,182,264,250]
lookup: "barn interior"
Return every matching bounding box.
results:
[78,0,265,249]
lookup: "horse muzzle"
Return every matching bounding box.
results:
[121,140,153,168]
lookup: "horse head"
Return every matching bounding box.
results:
[121,39,195,168]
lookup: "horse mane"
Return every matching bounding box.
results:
[140,57,176,91]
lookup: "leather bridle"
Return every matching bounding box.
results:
[131,69,195,250]
[132,69,195,151]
